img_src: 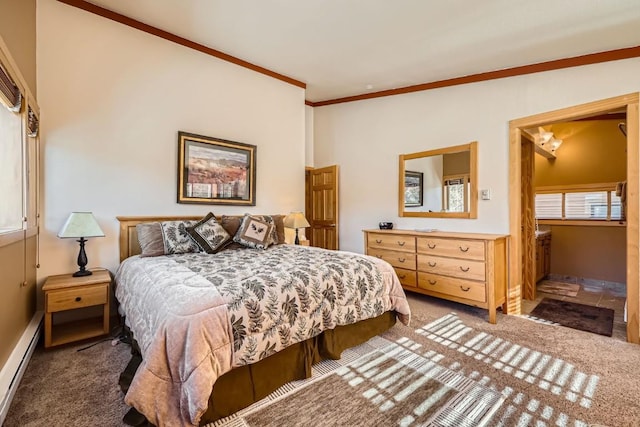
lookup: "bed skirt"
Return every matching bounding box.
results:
[119,311,397,425]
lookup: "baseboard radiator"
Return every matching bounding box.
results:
[0,311,43,424]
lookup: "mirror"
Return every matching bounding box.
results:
[399,141,478,218]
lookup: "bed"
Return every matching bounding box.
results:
[114,215,411,427]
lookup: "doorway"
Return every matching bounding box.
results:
[508,93,640,343]
[304,165,339,250]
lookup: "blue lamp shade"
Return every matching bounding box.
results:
[58,212,105,277]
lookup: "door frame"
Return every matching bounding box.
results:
[508,92,640,343]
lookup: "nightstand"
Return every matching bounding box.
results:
[42,269,111,348]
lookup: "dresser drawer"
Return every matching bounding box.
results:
[368,248,416,270]
[368,233,415,252]
[393,267,417,287]
[46,284,108,313]
[417,273,486,302]
[417,237,485,260]
[417,255,486,281]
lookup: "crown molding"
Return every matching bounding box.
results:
[56,0,306,90]
[308,45,640,107]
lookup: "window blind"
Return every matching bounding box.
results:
[535,193,562,219]
[0,62,22,112]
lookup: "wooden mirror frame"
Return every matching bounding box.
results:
[398,141,478,218]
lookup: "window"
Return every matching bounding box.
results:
[0,100,23,234]
[443,176,466,212]
[535,185,623,222]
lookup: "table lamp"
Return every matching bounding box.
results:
[283,212,310,245]
[58,212,105,277]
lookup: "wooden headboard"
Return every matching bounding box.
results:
[117,216,203,262]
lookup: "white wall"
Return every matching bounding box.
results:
[314,58,640,253]
[36,0,306,292]
[305,105,314,167]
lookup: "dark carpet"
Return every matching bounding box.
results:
[530,297,614,336]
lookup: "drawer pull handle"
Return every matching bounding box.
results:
[459,266,470,272]
[428,261,436,267]
[459,246,469,252]
[427,243,436,249]
[398,258,406,263]
[398,274,406,279]
[376,255,383,258]
[460,286,471,292]
[75,297,82,302]
[375,239,382,244]
[428,280,437,285]
[397,241,406,246]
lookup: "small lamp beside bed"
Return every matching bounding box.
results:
[58,212,105,277]
[284,212,310,245]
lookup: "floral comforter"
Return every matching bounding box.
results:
[115,244,411,426]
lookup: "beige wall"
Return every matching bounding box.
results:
[548,226,626,284]
[0,0,37,96]
[535,120,626,284]
[0,1,38,379]
[535,120,626,186]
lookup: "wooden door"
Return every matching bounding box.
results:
[308,165,339,250]
[521,138,536,300]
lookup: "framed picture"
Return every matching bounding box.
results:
[404,170,423,207]
[177,131,256,205]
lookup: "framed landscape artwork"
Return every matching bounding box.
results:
[177,131,256,205]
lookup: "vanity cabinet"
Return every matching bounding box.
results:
[535,232,552,282]
[364,229,509,323]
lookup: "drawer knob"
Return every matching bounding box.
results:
[428,279,437,285]
[375,239,382,244]
[398,274,406,279]
[428,261,436,267]
[459,246,469,252]
[398,258,406,263]
[460,286,471,292]
[459,266,470,272]
[376,255,383,258]
[75,297,82,302]
[427,243,436,249]
[397,241,405,246]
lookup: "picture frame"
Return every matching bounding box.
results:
[177,131,256,205]
[404,170,423,207]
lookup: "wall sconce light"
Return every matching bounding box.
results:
[283,212,310,245]
[58,212,105,277]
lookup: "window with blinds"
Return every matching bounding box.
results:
[0,60,25,235]
[535,188,623,221]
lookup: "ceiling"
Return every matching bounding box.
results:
[84,0,640,102]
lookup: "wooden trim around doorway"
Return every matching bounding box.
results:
[509,92,640,344]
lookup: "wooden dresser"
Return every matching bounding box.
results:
[364,229,509,323]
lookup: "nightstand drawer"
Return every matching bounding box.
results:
[46,284,108,313]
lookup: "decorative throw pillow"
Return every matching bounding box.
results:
[220,215,245,250]
[186,213,232,254]
[160,220,200,255]
[272,214,286,244]
[136,222,165,257]
[233,214,275,250]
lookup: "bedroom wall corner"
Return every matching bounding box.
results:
[36,0,306,306]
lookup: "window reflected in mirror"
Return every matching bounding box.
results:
[399,142,477,219]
